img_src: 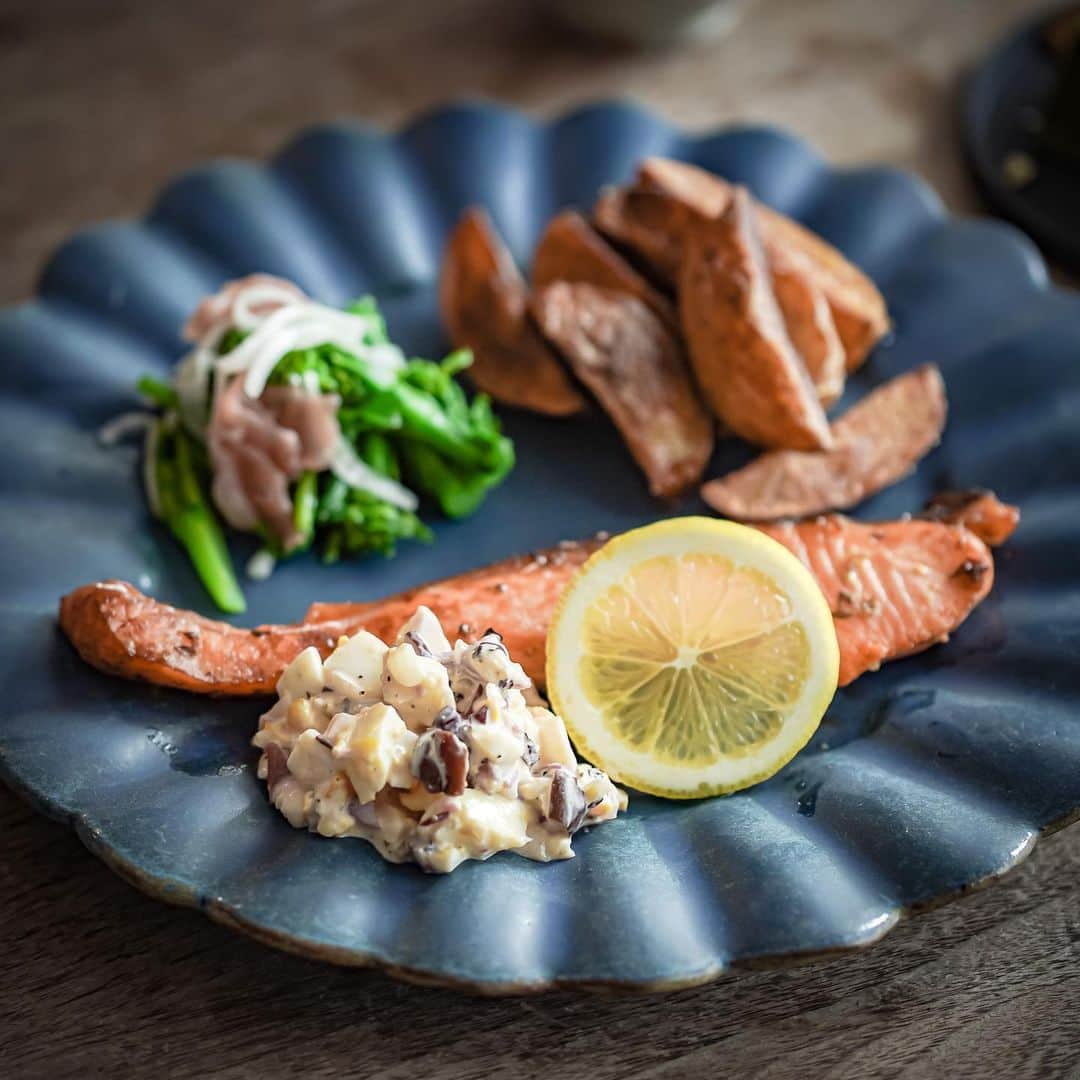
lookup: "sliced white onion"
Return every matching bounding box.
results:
[173,345,215,438]
[213,300,398,399]
[364,343,408,382]
[98,411,154,446]
[328,437,418,512]
[246,549,277,581]
[142,418,163,519]
[237,323,319,398]
[215,304,300,376]
[240,320,344,397]
[231,281,306,331]
[239,328,306,399]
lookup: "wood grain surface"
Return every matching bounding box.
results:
[3,1,1079,1077]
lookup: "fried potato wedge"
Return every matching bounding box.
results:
[769,249,846,408]
[622,157,891,371]
[593,185,696,288]
[679,187,832,451]
[532,282,714,498]
[440,207,586,416]
[596,172,848,406]
[637,156,730,213]
[532,209,677,331]
[757,205,890,372]
[701,364,947,520]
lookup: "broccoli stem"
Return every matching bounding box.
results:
[169,506,247,614]
[399,440,512,519]
[359,432,398,478]
[339,359,493,470]
[390,380,494,468]
[152,417,246,614]
[136,375,179,409]
[292,470,318,550]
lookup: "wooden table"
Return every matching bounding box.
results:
[3,1,1078,1076]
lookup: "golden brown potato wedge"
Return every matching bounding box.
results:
[596,174,846,407]
[679,187,832,451]
[637,156,730,213]
[440,207,586,416]
[532,282,714,498]
[632,157,890,371]
[769,249,846,408]
[593,184,697,289]
[755,205,890,372]
[702,364,947,520]
[532,209,677,331]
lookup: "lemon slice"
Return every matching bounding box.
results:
[546,517,838,798]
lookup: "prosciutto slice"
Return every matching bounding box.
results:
[208,378,340,550]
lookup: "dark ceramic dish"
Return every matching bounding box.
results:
[965,5,1080,273]
[2,102,1079,993]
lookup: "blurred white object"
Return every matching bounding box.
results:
[548,0,743,47]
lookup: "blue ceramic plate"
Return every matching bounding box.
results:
[2,102,1079,993]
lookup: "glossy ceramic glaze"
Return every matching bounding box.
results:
[2,102,1079,992]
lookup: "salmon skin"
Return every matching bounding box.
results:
[58,496,1018,696]
[919,489,1020,549]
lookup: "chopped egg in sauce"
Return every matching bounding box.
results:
[253,606,627,873]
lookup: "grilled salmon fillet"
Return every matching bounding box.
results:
[59,496,1017,697]
[440,207,586,416]
[58,581,358,697]
[759,516,996,685]
[701,365,948,521]
[59,539,605,696]
[919,489,1021,548]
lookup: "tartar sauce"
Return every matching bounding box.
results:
[253,606,627,873]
